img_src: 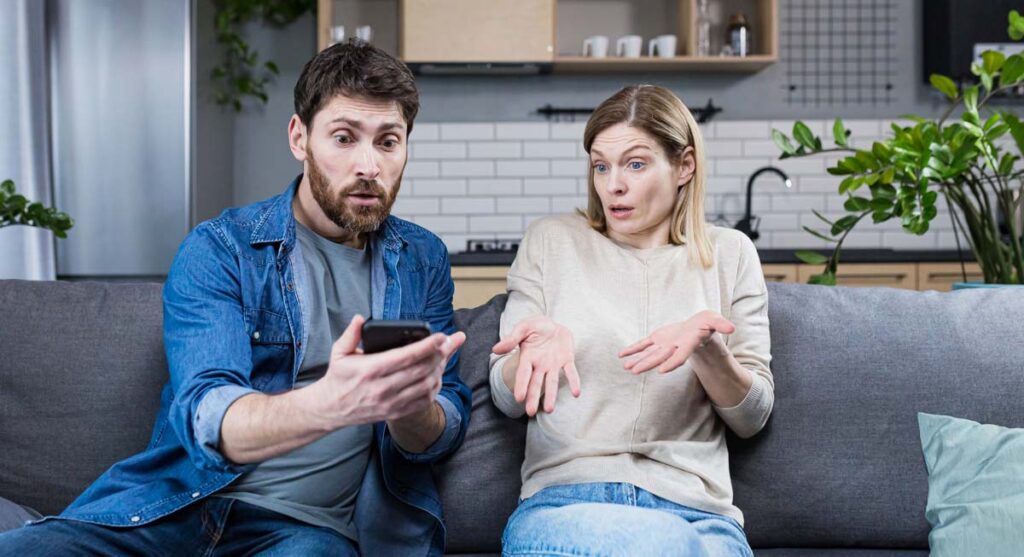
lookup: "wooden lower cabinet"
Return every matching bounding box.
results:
[917,262,983,291]
[797,263,917,289]
[451,266,509,309]
[451,262,980,308]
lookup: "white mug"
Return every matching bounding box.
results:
[616,35,643,58]
[355,25,373,43]
[583,35,609,58]
[330,25,345,44]
[648,34,677,58]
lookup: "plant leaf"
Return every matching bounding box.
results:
[929,74,958,100]
[793,121,818,151]
[772,129,797,156]
[832,118,849,147]
[795,250,829,265]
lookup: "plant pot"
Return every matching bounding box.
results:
[952,281,1024,290]
[0,227,56,280]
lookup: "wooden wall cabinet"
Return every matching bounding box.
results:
[401,0,556,63]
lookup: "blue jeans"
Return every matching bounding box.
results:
[0,498,358,556]
[502,483,753,557]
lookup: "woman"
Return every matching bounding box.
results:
[489,85,773,556]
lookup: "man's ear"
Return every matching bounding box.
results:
[288,114,308,162]
[676,146,696,189]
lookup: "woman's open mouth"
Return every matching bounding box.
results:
[609,205,634,219]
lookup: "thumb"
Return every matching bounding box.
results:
[332,314,365,358]
[709,316,736,335]
[492,323,527,354]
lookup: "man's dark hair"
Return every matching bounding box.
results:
[294,39,419,133]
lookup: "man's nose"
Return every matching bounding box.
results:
[354,142,381,181]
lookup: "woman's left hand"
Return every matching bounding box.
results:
[619,311,736,374]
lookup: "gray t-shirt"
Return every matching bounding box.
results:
[218,221,374,541]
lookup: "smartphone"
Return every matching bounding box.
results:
[361,320,433,354]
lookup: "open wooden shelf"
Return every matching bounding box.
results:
[553,54,775,73]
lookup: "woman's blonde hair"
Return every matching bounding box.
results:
[580,84,713,268]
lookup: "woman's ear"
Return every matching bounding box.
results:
[677,146,696,189]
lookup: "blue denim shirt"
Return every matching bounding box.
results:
[47,178,472,556]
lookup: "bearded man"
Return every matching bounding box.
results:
[0,39,471,557]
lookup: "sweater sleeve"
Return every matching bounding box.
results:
[712,234,775,438]
[488,220,548,418]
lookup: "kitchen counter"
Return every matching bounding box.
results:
[450,248,976,266]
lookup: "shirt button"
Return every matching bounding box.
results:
[286,282,294,291]
[252,331,260,340]
[191,492,200,498]
[130,516,141,523]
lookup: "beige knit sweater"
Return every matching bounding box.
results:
[489,214,774,525]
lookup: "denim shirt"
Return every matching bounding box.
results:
[47,178,472,556]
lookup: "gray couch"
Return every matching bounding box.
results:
[2,278,1022,556]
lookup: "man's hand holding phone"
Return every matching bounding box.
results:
[310,315,465,431]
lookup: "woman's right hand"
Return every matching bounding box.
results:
[492,316,581,416]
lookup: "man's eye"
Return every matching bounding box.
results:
[335,135,352,144]
[381,139,397,148]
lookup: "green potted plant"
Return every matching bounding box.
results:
[1,178,73,240]
[771,10,1024,287]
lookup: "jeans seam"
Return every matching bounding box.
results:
[202,498,232,557]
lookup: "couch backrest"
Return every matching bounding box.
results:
[3,279,1023,552]
[0,279,167,516]
[441,282,1024,552]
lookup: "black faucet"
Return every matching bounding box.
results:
[734,166,792,241]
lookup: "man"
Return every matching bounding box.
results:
[0,39,471,556]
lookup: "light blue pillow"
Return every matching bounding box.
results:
[918,412,1024,557]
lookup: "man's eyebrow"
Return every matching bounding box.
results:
[327,117,404,132]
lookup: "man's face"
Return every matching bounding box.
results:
[301,94,408,233]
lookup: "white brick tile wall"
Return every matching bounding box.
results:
[469,142,522,159]
[442,197,495,214]
[440,123,494,141]
[411,142,467,160]
[442,160,495,177]
[392,119,958,252]
[497,160,551,177]
[524,178,577,195]
[412,179,466,197]
[468,178,521,196]
[496,122,550,140]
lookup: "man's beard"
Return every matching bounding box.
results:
[306,147,399,233]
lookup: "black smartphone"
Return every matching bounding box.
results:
[361,320,433,354]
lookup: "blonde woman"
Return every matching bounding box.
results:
[489,85,773,556]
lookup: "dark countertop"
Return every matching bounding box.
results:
[450,248,976,266]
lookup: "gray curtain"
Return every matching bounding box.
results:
[0,0,56,280]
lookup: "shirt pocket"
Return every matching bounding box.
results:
[243,308,293,347]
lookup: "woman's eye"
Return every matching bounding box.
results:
[594,163,607,173]
[629,161,645,170]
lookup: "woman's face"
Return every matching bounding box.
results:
[589,122,695,249]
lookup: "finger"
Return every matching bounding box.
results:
[628,346,674,374]
[441,331,466,360]
[525,367,546,417]
[370,333,446,374]
[708,315,736,335]
[332,314,365,357]
[376,360,436,399]
[564,360,582,397]
[618,338,653,358]
[657,348,691,374]
[492,322,528,354]
[622,344,660,370]
[387,380,435,420]
[543,366,560,413]
[513,355,534,402]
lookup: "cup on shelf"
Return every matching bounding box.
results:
[648,34,677,58]
[583,35,610,58]
[355,25,373,43]
[616,35,643,58]
[330,25,345,45]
